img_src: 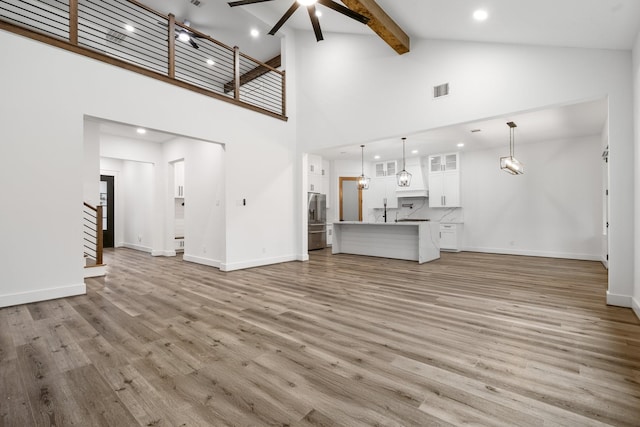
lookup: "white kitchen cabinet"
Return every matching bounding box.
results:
[440,223,463,252]
[428,153,460,208]
[309,173,323,192]
[368,176,398,208]
[322,159,331,208]
[308,154,322,175]
[174,160,185,198]
[307,154,327,194]
[374,160,397,177]
[429,153,458,173]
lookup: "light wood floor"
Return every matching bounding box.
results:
[1,249,639,426]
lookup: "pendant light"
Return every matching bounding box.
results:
[396,137,412,187]
[500,121,524,175]
[358,144,370,190]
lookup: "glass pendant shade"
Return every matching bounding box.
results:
[396,137,412,187]
[500,156,524,174]
[397,170,411,186]
[358,175,370,189]
[358,144,369,190]
[500,122,524,175]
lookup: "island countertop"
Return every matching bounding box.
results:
[332,221,440,263]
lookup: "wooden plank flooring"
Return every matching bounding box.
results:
[1,248,639,426]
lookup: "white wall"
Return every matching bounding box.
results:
[0,29,297,307]
[121,161,154,252]
[461,136,602,259]
[296,34,634,307]
[633,31,640,318]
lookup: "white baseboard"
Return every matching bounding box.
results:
[298,253,310,261]
[84,265,106,278]
[221,254,298,272]
[0,283,86,308]
[152,249,175,257]
[183,254,221,269]
[123,243,152,253]
[632,297,640,320]
[462,246,600,261]
[606,290,632,308]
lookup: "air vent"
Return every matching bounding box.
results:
[106,29,126,44]
[433,83,449,98]
[190,0,203,6]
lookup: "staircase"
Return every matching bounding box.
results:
[83,202,106,278]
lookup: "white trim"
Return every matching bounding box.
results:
[221,255,298,272]
[183,254,222,269]
[123,243,152,253]
[0,283,86,308]
[297,253,310,261]
[84,265,107,278]
[462,246,600,261]
[606,290,632,308]
[152,250,175,257]
[632,297,640,320]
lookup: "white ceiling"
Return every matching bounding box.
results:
[101,1,624,157]
[141,0,640,53]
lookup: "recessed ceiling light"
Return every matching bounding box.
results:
[374,155,381,160]
[250,28,259,37]
[457,143,465,148]
[411,150,418,154]
[473,10,488,21]
[315,10,322,17]
[206,59,215,66]
[136,128,147,134]
[124,24,135,32]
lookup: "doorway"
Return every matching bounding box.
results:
[100,175,115,248]
[339,177,362,221]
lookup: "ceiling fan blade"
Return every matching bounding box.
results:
[317,0,370,25]
[228,0,273,6]
[189,38,199,49]
[268,1,300,35]
[307,5,324,41]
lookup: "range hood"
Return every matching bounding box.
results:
[395,157,428,198]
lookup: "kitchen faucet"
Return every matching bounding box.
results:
[383,201,387,223]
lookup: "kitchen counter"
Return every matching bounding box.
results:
[332,221,440,263]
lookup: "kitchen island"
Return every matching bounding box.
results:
[332,221,440,264]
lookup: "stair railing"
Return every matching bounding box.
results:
[83,202,103,266]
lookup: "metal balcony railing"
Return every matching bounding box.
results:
[0,0,286,119]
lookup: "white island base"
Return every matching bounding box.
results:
[332,221,440,264]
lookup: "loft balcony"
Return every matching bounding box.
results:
[0,0,286,120]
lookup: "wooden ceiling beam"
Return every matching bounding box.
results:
[341,0,410,55]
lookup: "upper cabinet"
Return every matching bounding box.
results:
[428,152,460,208]
[308,154,323,175]
[308,154,323,193]
[174,160,185,198]
[322,159,331,209]
[429,153,458,173]
[375,160,397,177]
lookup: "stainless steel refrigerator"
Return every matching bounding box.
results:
[308,192,327,250]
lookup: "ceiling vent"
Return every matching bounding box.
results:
[433,83,449,98]
[190,0,203,6]
[106,29,126,44]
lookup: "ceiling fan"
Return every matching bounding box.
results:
[228,0,370,42]
[171,20,203,49]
